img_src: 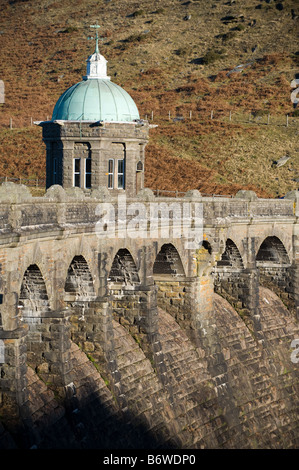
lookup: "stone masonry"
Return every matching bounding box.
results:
[0,183,298,448]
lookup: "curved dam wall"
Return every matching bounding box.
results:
[0,289,298,449]
[0,184,298,448]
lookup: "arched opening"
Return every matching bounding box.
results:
[19,264,51,369]
[64,255,96,302]
[108,249,140,286]
[153,244,187,319]
[214,239,246,310]
[153,243,185,280]
[256,237,293,308]
[217,239,244,269]
[108,249,141,327]
[256,236,290,265]
[64,256,97,345]
[19,264,50,321]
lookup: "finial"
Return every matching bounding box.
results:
[84,21,110,80]
[90,22,101,54]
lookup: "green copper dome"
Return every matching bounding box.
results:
[52,78,140,122]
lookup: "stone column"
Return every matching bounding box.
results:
[186,243,215,340]
[0,327,28,418]
[90,141,104,189]
[240,237,263,340]
[35,310,73,398]
[81,297,127,411]
[286,191,299,320]
[124,142,139,197]
[61,141,74,188]
[45,141,53,189]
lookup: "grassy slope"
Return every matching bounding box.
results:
[0,0,298,197]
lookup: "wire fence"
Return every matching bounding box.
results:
[143,110,299,128]
[0,117,50,129]
[0,179,233,198]
[0,176,46,187]
[0,111,298,129]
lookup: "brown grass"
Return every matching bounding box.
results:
[0,0,298,196]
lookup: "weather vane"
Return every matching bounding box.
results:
[88,22,102,54]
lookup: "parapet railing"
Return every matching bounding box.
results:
[153,189,233,198]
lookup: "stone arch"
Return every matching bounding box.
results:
[153,243,186,280]
[214,239,247,311]
[256,236,290,266]
[19,264,51,321]
[255,228,292,264]
[153,244,189,319]
[18,264,51,370]
[16,244,54,312]
[59,238,99,297]
[107,248,142,329]
[202,240,212,255]
[256,237,293,311]
[64,255,96,302]
[217,239,244,269]
[108,248,140,286]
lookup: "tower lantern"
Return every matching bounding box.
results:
[39,24,149,197]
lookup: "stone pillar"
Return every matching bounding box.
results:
[289,240,299,321]
[0,327,28,419]
[45,141,53,189]
[187,245,215,344]
[78,297,127,411]
[136,284,158,337]
[61,141,74,188]
[90,141,104,188]
[287,191,299,320]
[34,310,73,398]
[240,238,263,340]
[125,142,139,197]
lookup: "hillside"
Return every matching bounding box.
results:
[0,0,298,197]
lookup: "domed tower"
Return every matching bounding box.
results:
[40,26,149,197]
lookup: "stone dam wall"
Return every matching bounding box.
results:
[0,289,298,449]
[0,183,298,448]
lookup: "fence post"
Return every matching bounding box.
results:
[168,111,171,121]
[211,110,214,119]
[30,117,33,126]
[286,115,289,127]
[229,110,232,122]
[9,118,12,129]
[151,111,154,120]
[189,110,192,119]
